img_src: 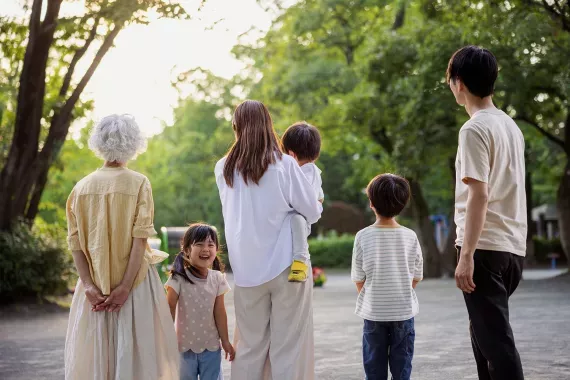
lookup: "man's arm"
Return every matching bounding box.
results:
[455,179,489,293]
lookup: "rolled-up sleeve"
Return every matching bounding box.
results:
[459,127,490,184]
[132,178,157,238]
[66,188,82,251]
[286,159,322,224]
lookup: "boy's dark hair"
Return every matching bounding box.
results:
[446,45,498,98]
[366,174,410,218]
[281,122,321,161]
[171,223,224,284]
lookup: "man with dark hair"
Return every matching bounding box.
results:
[448,45,527,380]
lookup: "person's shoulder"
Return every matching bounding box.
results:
[281,153,297,166]
[459,117,486,135]
[209,269,227,283]
[399,226,419,239]
[302,162,321,175]
[355,225,376,239]
[73,170,102,193]
[215,156,227,171]
[124,168,149,181]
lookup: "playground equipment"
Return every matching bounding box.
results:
[160,226,187,255]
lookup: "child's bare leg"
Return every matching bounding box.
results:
[289,213,310,282]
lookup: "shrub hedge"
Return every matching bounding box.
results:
[0,221,74,302]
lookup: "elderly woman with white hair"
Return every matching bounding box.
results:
[64,114,179,380]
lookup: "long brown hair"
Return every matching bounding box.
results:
[223,100,282,187]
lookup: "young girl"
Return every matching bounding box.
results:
[166,223,235,380]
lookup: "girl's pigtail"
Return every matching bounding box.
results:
[171,251,194,284]
[212,255,225,273]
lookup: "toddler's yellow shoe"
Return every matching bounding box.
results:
[288,260,308,282]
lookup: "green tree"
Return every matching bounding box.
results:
[132,99,234,230]
[0,0,192,231]
[234,0,453,276]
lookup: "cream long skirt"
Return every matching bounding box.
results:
[64,266,179,380]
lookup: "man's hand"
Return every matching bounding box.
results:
[455,255,476,293]
[97,284,130,312]
[85,284,106,309]
[222,340,236,361]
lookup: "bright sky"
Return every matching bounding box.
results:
[1,0,285,136]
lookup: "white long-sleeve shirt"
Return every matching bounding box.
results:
[301,163,324,202]
[215,154,323,287]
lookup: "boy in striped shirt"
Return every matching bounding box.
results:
[351,173,423,380]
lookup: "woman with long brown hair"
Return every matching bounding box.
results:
[214,100,322,380]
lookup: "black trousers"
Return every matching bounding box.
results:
[457,247,525,380]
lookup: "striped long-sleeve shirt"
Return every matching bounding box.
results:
[351,225,423,322]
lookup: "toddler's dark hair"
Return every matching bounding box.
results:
[171,223,224,284]
[281,122,321,162]
[366,174,410,218]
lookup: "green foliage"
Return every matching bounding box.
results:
[533,237,566,263]
[0,221,74,302]
[309,234,355,268]
[132,98,234,230]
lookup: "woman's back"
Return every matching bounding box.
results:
[215,154,321,287]
[67,166,155,295]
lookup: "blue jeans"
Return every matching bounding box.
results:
[180,349,223,380]
[362,318,415,380]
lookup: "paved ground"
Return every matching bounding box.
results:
[1,270,569,380]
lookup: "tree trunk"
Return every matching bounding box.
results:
[408,179,442,278]
[442,157,457,277]
[442,215,457,276]
[0,17,123,229]
[557,159,570,265]
[0,0,62,231]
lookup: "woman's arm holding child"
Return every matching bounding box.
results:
[214,294,235,361]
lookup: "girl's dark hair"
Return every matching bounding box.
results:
[223,100,282,187]
[171,223,225,284]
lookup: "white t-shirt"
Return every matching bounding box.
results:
[165,269,230,353]
[300,163,324,201]
[215,154,322,287]
[454,108,527,256]
[351,226,423,322]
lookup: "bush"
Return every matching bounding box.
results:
[309,234,355,268]
[0,221,74,302]
[533,237,566,263]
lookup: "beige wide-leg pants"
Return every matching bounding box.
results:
[231,268,314,380]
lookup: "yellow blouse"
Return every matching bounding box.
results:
[66,167,156,295]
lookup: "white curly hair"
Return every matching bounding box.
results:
[88,114,147,163]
